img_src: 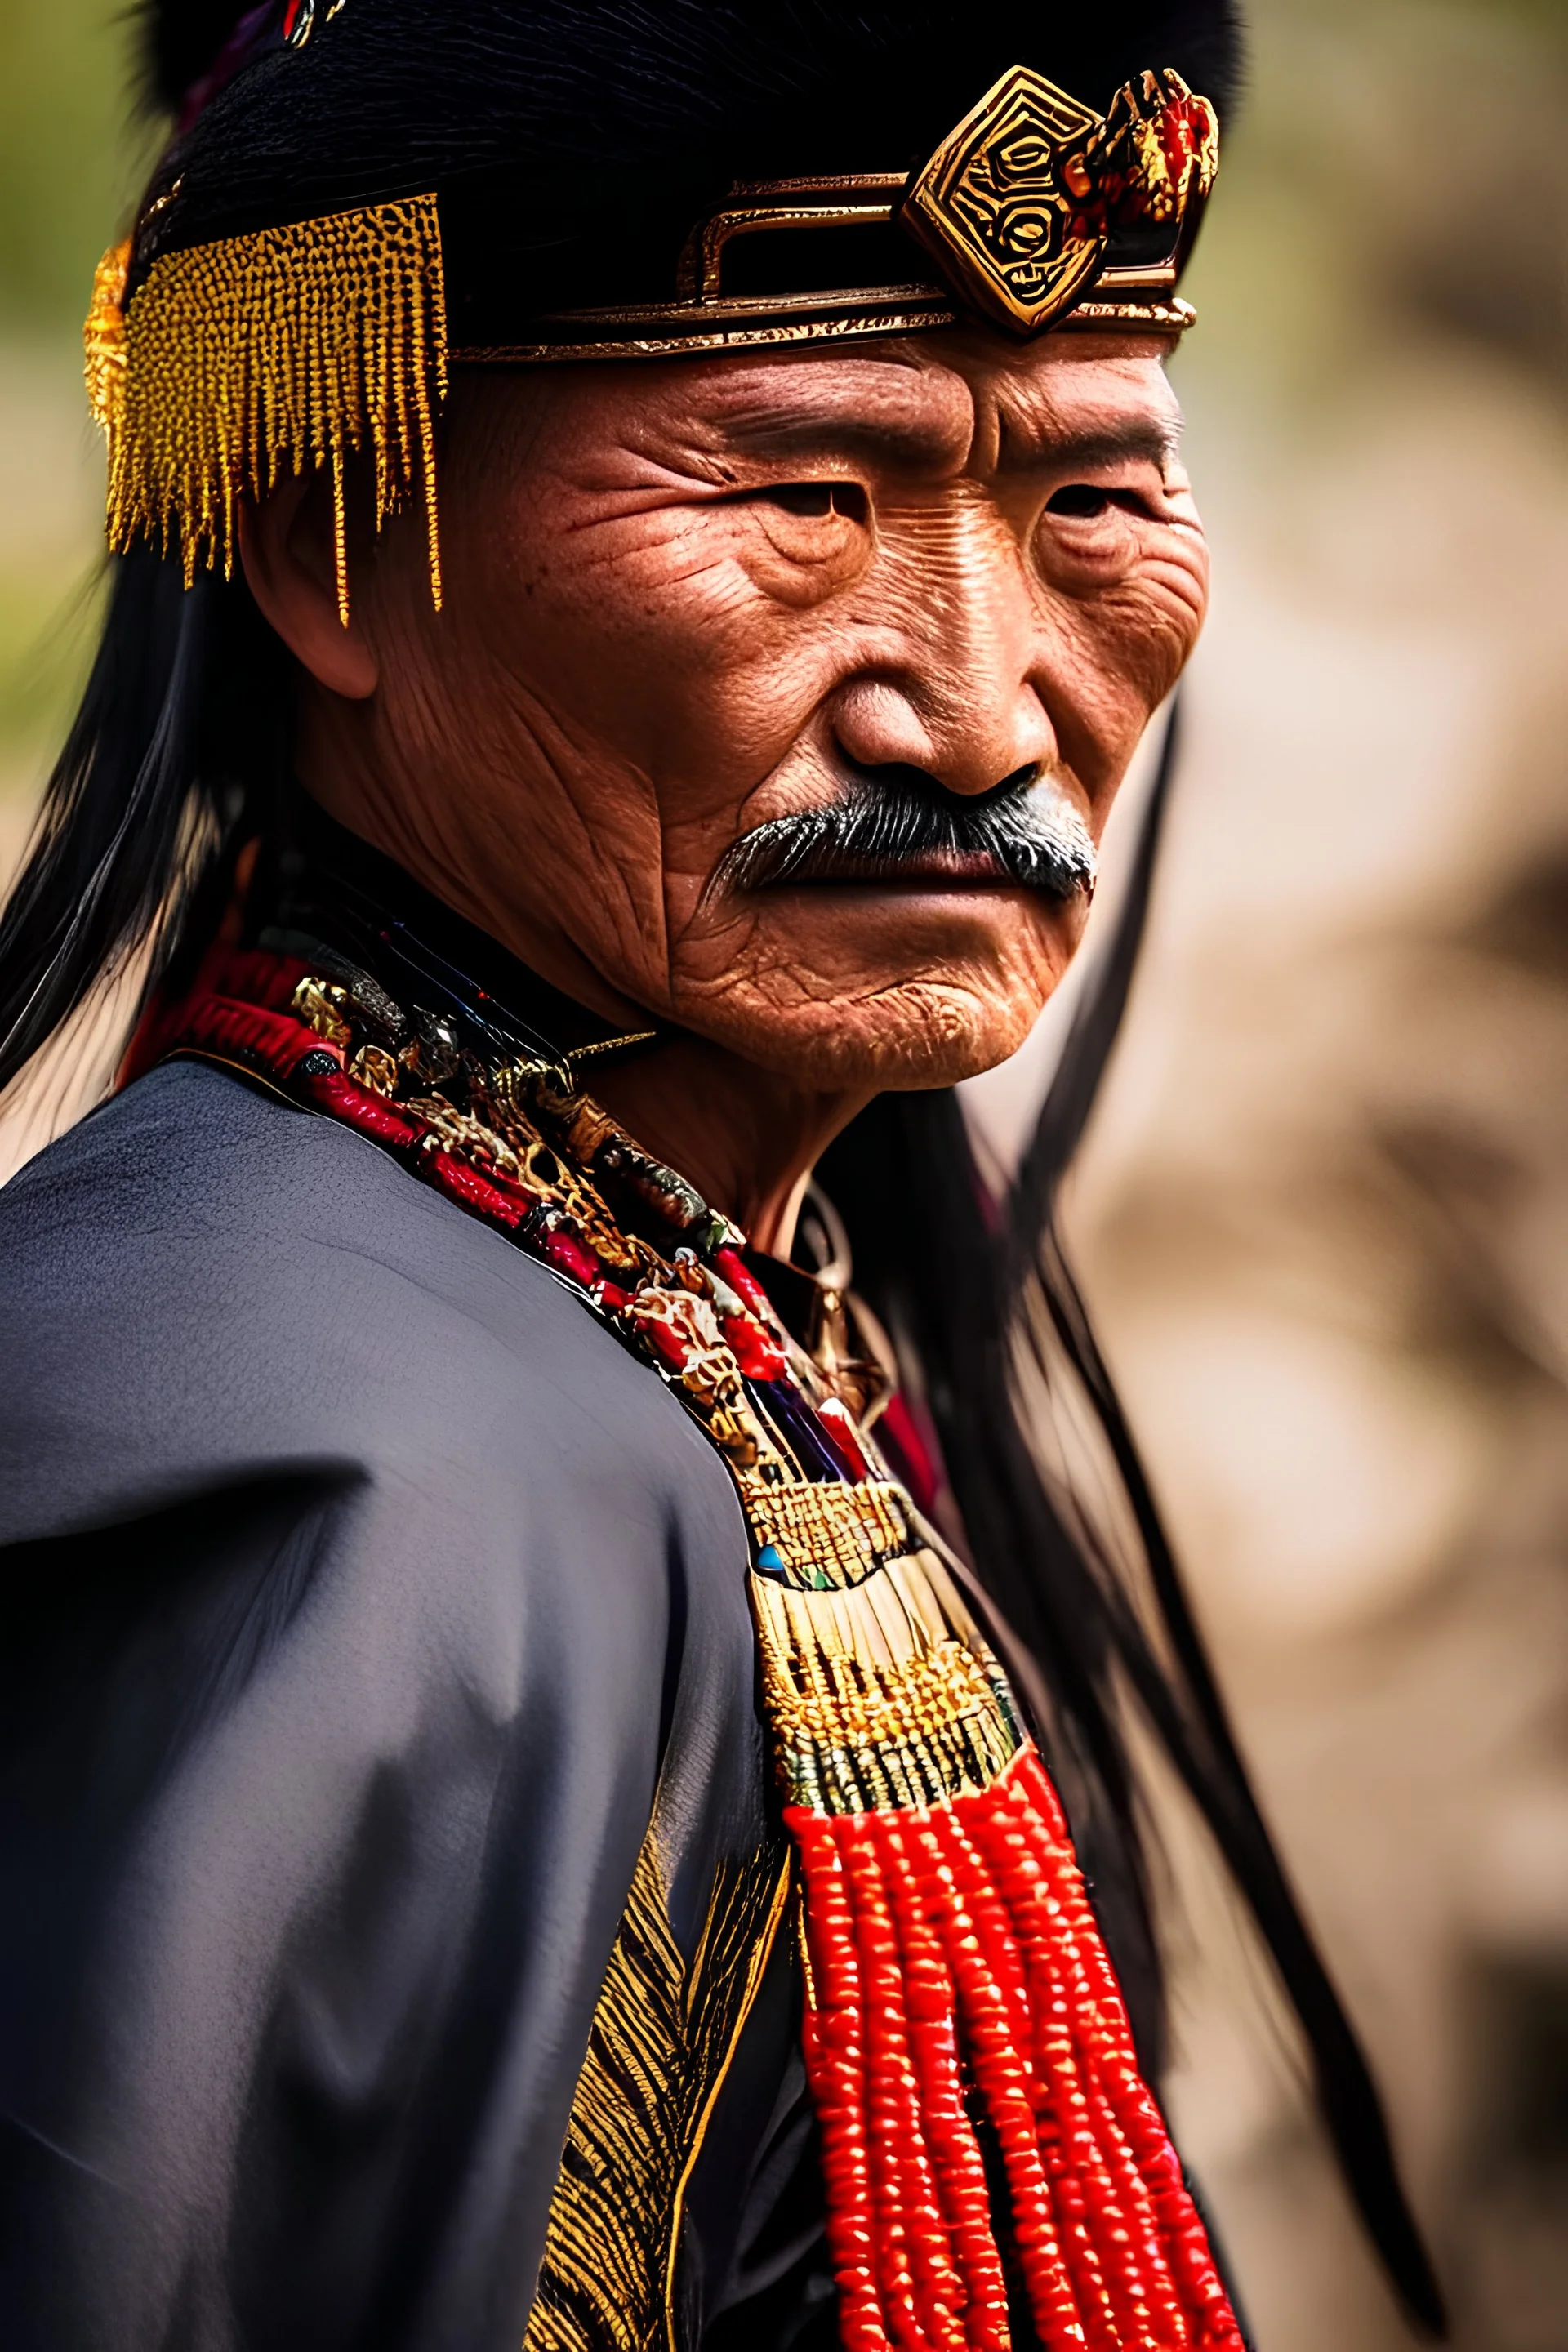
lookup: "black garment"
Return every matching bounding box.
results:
[0,1058,830,2349]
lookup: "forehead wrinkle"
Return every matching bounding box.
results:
[693,356,978,477]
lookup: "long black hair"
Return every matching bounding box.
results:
[0,555,287,1088]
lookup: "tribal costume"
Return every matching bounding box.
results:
[0,2,1443,2347]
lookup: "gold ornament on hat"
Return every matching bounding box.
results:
[84,194,448,623]
[901,63,1219,335]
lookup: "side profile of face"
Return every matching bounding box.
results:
[245,328,1209,1094]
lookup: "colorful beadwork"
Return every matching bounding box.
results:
[143,947,1247,2352]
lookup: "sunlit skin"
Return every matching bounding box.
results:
[240,329,1208,1249]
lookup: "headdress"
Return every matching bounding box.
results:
[84,0,1227,617]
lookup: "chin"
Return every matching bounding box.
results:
[676,890,1076,1089]
[691,971,1054,1092]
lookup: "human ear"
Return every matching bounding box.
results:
[238,469,379,700]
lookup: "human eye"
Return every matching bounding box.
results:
[1044,480,1158,521]
[740,481,870,522]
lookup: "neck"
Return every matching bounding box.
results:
[588,1034,871,1258]
[278,790,871,1256]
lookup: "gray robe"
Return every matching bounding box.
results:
[0,1061,816,2350]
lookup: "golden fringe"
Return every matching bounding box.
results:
[523,1825,789,2352]
[751,1546,1022,1811]
[84,195,448,621]
[83,238,131,442]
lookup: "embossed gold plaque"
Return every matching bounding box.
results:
[901,65,1107,335]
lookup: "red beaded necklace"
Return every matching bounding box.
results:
[140,942,1246,2352]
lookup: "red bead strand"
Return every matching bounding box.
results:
[874,1815,1012,2352]
[841,1826,968,2350]
[928,1804,1128,2352]
[836,1833,927,2348]
[996,1770,1191,2350]
[937,1800,1132,2352]
[1004,1757,1243,2350]
[791,1813,889,2352]
[906,1813,1090,2351]
[967,1793,1185,2352]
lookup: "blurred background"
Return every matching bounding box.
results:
[2,0,1566,2343]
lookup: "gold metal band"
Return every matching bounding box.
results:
[453,292,1192,367]
[676,178,910,301]
[454,308,951,365]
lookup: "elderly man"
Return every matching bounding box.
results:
[0,1,1441,2345]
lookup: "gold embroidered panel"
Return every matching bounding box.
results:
[522,1823,790,2352]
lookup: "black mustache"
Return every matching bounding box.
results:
[710,766,1098,901]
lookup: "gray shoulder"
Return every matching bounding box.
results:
[4,1056,514,1277]
[0,1060,729,1544]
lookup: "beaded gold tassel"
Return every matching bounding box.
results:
[84,195,448,621]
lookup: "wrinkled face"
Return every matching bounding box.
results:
[330,330,1208,1089]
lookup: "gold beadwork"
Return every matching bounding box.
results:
[471,1067,648,1269]
[90,195,448,620]
[742,1479,909,1588]
[83,238,131,442]
[347,1042,399,1097]
[291,974,353,1047]
[263,974,1022,1821]
[751,1547,1022,1811]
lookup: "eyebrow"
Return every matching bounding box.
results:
[997,415,1183,474]
[709,400,1181,481]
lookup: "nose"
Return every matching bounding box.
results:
[827,513,1056,797]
